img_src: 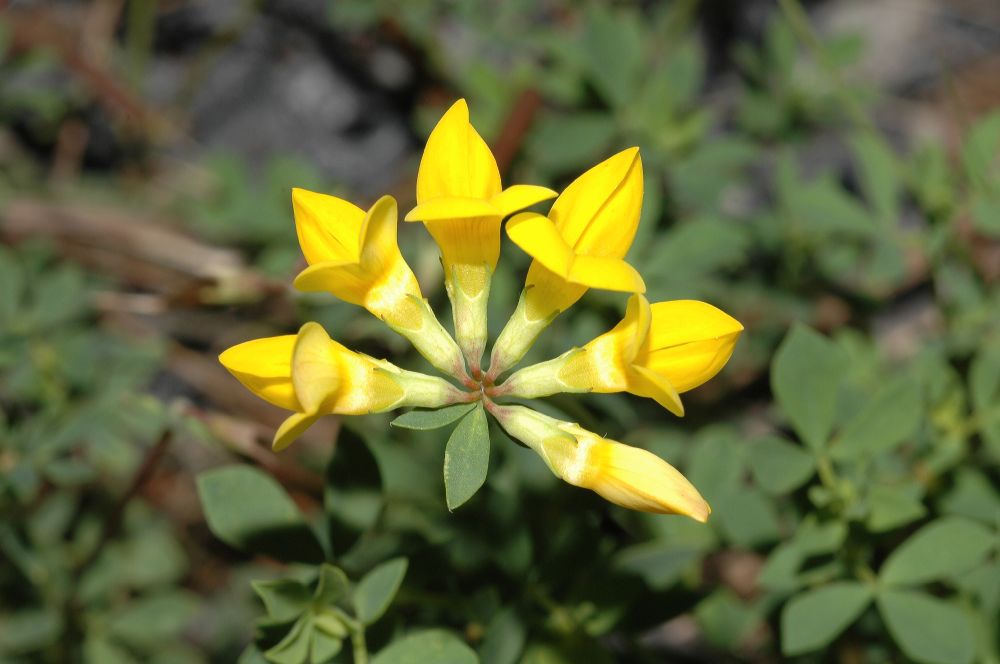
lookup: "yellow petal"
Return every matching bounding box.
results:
[506,213,574,276]
[566,255,646,293]
[330,353,405,414]
[292,188,365,265]
[509,215,645,293]
[627,365,684,416]
[618,294,651,362]
[490,184,557,218]
[559,425,708,520]
[404,197,499,222]
[550,147,643,258]
[416,99,501,203]
[523,263,588,321]
[273,412,320,452]
[291,322,341,414]
[294,196,422,313]
[635,300,744,393]
[219,335,300,411]
[423,217,502,271]
[557,294,651,392]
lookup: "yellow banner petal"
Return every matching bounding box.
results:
[292,188,366,265]
[491,184,557,218]
[636,300,743,393]
[423,217,503,272]
[416,99,501,202]
[549,147,643,258]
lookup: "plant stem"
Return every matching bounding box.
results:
[351,626,368,664]
[777,0,875,134]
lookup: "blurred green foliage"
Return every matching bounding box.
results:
[2,1,999,663]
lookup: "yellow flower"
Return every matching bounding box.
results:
[293,192,420,321]
[404,99,556,370]
[489,148,646,375]
[220,323,466,451]
[489,404,709,520]
[404,99,556,272]
[291,190,467,378]
[500,294,743,416]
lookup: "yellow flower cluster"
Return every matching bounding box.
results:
[219,99,743,521]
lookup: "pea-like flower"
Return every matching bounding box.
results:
[488,404,709,521]
[404,99,556,371]
[489,148,646,376]
[291,192,466,378]
[219,99,742,521]
[499,294,743,416]
[220,323,468,450]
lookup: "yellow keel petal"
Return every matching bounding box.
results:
[219,335,299,411]
[273,411,321,452]
[637,300,744,393]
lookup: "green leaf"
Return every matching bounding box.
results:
[238,645,271,664]
[758,543,804,592]
[354,557,408,625]
[960,111,1000,190]
[309,629,342,664]
[940,469,1000,526]
[880,517,996,586]
[772,325,846,449]
[391,403,477,430]
[832,376,921,459]
[850,132,900,224]
[372,630,478,664]
[84,637,136,664]
[970,194,1000,236]
[613,540,703,590]
[781,582,872,656]
[713,488,781,547]
[877,589,976,664]
[252,579,312,622]
[795,517,848,556]
[785,177,875,238]
[313,564,350,607]
[0,608,63,654]
[197,465,324,563]
[479,608,526,664]
[747,435,815,494]
[108,591,199,648]
[866,483,926,533]
[580,6,643,107]
[265,616,313,664]
[695,590,759,650]
[526,111,617,175]
[0,246,24,326]
[444,405,491,510]
[970,347,1000,457]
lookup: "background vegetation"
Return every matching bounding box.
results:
[1,1,998,662]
